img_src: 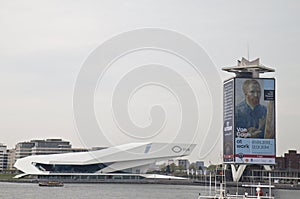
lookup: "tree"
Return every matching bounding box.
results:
[189,163,197,170]
[207,164,216,172]
[160,163,166,173]
[169,163,176,173]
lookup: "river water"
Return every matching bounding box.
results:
[0,182,299,199]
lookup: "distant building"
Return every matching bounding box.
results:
[15,141,35,160]
[7,149,16,170]
[0,144,8,171]
[195,161,205,170]
[10,138,89,169]
[178,159,190,170]
[275,150,300,170]
[15,139,72,159]
[31,139,72,155]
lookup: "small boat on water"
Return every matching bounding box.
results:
[38,181,64,187]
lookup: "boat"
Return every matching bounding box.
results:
[38,181,64,187]
[197,167,275,199]
[198,183,275,199]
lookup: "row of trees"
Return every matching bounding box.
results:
[156,163,209,177]
[151,163,223,178]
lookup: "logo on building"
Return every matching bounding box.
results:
[172,146,182,153]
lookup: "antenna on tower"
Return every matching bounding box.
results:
[247,43,250,60]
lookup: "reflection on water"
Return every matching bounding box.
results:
[0,182,299,199]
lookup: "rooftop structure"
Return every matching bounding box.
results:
[222,57,275,78]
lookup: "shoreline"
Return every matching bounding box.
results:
[0,178,299,190]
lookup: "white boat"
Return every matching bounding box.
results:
[198,183,275,199]
[197,168,275,199]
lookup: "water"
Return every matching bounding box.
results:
[0,182,299,199]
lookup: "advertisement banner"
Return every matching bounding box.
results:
[234,78,275,164]
[223,79,235,163]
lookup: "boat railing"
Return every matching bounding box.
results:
[197,166,276,199]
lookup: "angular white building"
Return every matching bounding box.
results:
[14,142,195,179]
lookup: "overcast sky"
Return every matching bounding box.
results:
[0,0,299,164]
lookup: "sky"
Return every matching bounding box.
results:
[0,0,300,164]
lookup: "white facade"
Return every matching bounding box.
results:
[14,142,195,176]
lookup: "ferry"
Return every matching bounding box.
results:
[38,181,64,187]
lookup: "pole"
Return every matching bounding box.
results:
[209,172,212,196]
[269,172,271,198]
[215,169,217,195]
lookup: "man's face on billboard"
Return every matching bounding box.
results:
[245,82,261,108]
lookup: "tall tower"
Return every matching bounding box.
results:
[222,58,276,182]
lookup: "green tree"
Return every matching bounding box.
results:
[207,164,216,172]
[160,163,166,173]
[169,163,176,173]
[189,163,197,170]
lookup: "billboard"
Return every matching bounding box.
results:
[223,79,235,162]
[223,78,276,164]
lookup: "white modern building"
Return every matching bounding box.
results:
[14,142,195,179]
